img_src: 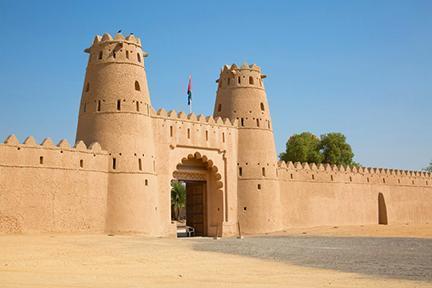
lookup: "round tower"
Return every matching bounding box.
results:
[76,33,161,235]
[213,63,282,233]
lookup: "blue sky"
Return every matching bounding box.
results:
[0,0,430,170]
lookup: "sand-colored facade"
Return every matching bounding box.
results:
[1,33,431,237]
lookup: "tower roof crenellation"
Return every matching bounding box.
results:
[221,63,262,73]
[84,32,143,53]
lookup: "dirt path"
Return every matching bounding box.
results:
[0,225,431,287]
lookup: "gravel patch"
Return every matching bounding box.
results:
[192,236,432,282]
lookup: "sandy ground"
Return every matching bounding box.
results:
[0,224,431,288]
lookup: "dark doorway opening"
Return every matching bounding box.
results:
[378,193,388,225]
[185,181,207,236]
[171,179,207,237]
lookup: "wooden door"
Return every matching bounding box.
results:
[186,181,206,236]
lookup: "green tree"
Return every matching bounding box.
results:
[319,133,355,166]
[424,161,432,172]
[171,181,186,220]
[279,132,323,163]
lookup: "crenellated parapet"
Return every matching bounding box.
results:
[1,135,109,172]
[277,161,432,187]
[84,33,147,67]
[152,109,239,153]
[217,63,265,90]
[154,109,238,127]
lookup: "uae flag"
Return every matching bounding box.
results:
[187,75,192,106]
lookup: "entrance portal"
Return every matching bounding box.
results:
[171,152,224,237]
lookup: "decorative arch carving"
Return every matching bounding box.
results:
[171,151,223,190]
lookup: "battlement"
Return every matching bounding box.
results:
[84,32,147,65]
[217,63,266,90]
[154,109,238,127]
[1,134,108,173]
[88,32,142,48]
[277,160,432,186]
[221,63,262,73]
[2,134,105,153]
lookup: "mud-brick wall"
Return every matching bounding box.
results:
[0,135,109,233]
[278,162,432,228]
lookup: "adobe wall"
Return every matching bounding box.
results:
[151,109,240,236]
[0,135,109,234]
[278,161,432,228]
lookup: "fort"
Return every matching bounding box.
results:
[0,32,431,237]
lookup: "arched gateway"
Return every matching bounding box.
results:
[171,152,224,237]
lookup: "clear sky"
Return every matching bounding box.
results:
[0,0,430,170]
